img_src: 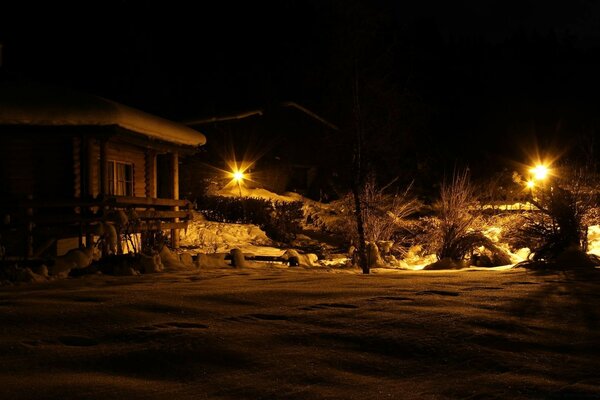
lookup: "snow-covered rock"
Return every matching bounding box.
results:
[48,247,100,277]
[282,249,318,267]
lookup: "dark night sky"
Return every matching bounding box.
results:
[2,1,600,177]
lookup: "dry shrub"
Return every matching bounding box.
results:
[336,174,421,248]
[514,166,599,268]
[434,169,480,260]
[489,212,530,252]
[421,170,515,268]
[518,187,590,262]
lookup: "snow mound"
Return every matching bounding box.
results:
[211,185,303,203]
[181,212,274,253]
[588,225,600,256]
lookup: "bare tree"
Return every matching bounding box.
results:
[350,65,369,273]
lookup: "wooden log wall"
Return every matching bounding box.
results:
[87,139,147,198]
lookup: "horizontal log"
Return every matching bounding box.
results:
[30,214,101,225]
[29,221,189,236]
[107,196,190,208]
[0,200,99,209]
[6,210,191,226]
[137,221,189,231]
[135,210,192,219]
[0,196,191,210]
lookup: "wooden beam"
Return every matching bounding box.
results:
[73,136,82,198]
[137,221,189,231]
[30,214,102,225]
[135,210,191,219]
[0,199,100,208]
[30,210,191,225]
[0,196,190,209]
[84,136,95,246]
[85,136,95,198]
[106,196,189,208]
[145,149,157,198]
[100,138,108,195]
[170,151,180,248]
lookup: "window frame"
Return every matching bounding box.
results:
[107,160,134,196]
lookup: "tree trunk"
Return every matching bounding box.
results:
[351,59,369,274]
[352,182,369,274]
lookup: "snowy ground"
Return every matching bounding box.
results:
[1,264,599,399]
[2,189,599,398]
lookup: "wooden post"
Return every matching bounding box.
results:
[170,151,180,248]
[25,195,34,259]
[99,139,108,196]
[85,137,95,198]
[73,136,82,199]
[84,136,95,247]
[145,150,157,198]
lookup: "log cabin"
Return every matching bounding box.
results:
[0,81,206,259]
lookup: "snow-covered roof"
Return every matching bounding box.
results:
[0,81,206,147]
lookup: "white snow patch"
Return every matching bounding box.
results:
[588,225,600,256]
[181,213,282,256]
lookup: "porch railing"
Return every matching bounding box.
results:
[0,195,193,259]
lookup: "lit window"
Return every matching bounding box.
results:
[108,161,133,196]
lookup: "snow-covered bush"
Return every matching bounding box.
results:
[197,196,303,243]
[262,200,304,243]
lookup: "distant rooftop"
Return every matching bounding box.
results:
[0,81,206,147]
[183,101,339,131]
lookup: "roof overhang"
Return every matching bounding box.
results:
[0,81,206,147]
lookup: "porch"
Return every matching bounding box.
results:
[0,195,193,260]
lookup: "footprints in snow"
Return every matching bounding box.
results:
[301,303,359,311]
[368,296,413,302]
[22,336,99,348]
[417,290,460,297]
[227,304,361,323]
[135,321,209,331]
[227,305,362,322]
[22,321,209,348]
[58,335,99,347]
[226,313,290,322]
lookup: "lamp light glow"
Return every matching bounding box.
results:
[233,170,244,182]
[530,165,548,180]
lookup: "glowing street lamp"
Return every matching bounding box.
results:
[526,163,551,209]
[530,164,549,181]
[231,169,244,197]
